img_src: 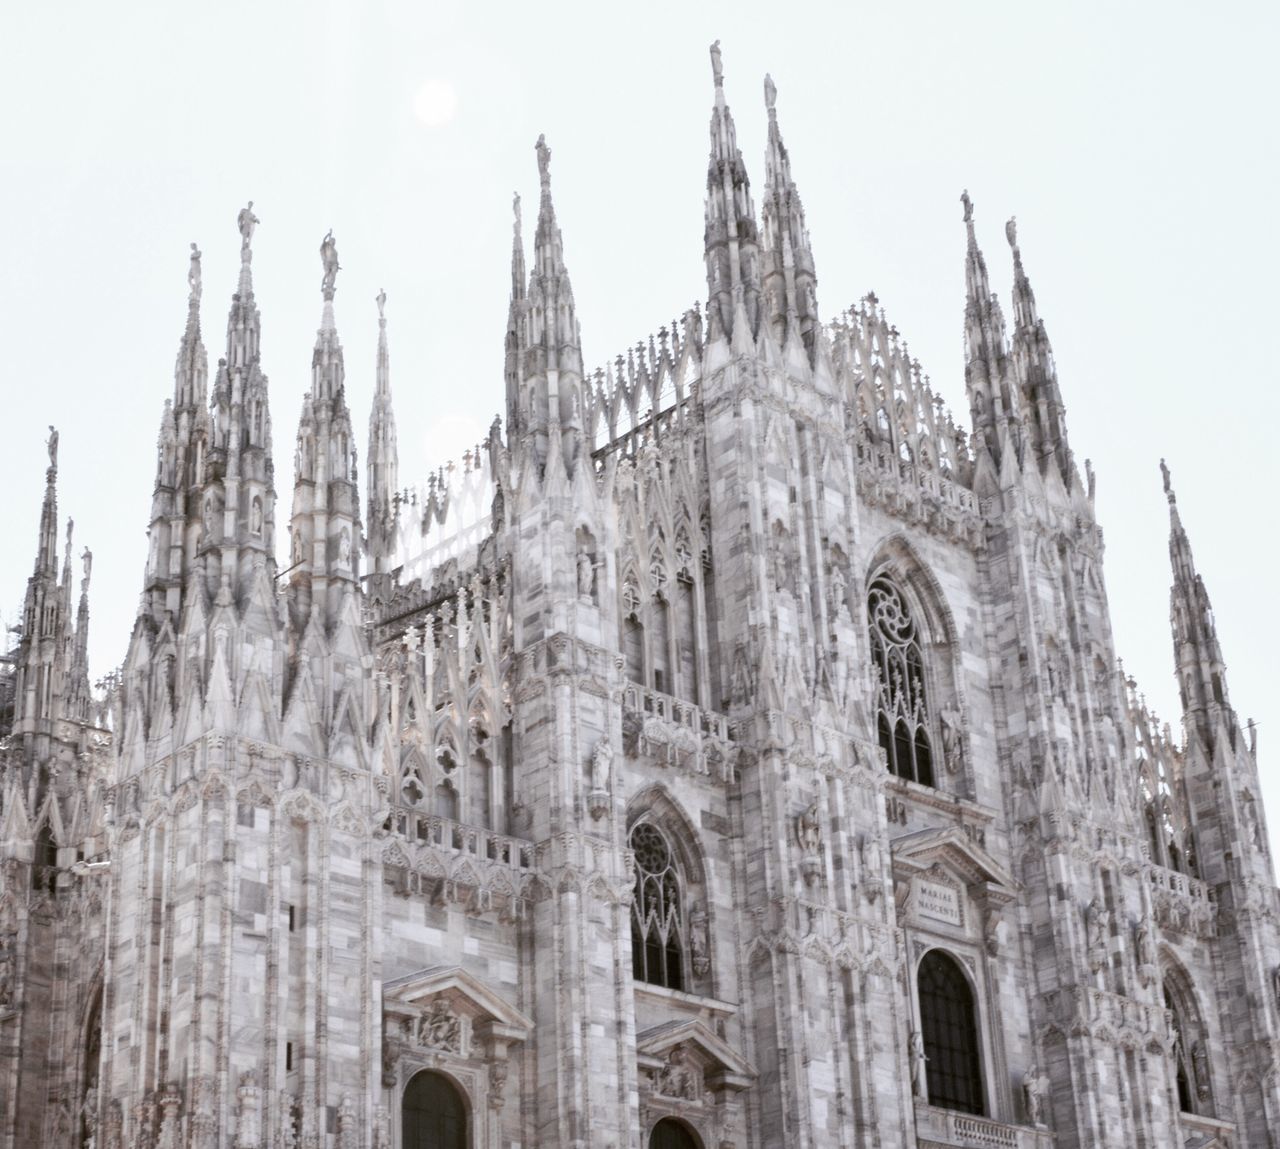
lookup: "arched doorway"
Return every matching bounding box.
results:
[649,1116,701,1149]
[402,1070,466,1149]
[918,949,983,1114]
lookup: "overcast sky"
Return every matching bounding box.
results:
[2,1,1276,850]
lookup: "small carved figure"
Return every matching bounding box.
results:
[422,999,460,1052]
[577,550,595,598]
[234,1069,261,1148]
[590,736,612,793]
[1023,1063,1048,1126]
[188,242,202,299]
[339,527,351,565]
[336,1094,357,1149]
[764,72,777,111]
[828,562,847,617]
[710,40,723,86]
[238,201,259,250]
[797,802,822,855]
[909,1030,928,1099]
[1191,1040,1210,1101]
[48,425,59,469]
[657,1044,698,1100]
[689,902,710,976]
[320,229,340,295]
[250,497,263,536]
[1086,898,1109,971]
[0,934,14,1008]
[376,287,387,319]
[939,707,964,774]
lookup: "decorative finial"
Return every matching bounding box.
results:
[961,190,973,224]
[376,288,386,320]
[1005,217,1018,250]
[764,73,777,113]
[237,201,259,253]
[188,242,202,301]
[1160,458,1175,504]
[47,425,58,470]
[710,40,724,87]
[535,135,551,189]
[320,229,340,298]
[513,191,521,234]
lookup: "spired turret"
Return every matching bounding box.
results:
[1007,218,1073,487]
[704,40,761,344]
[286,229,361,633]
[960,192,1019,476]
[204,202,277,602]
[366,288,399,582]
[506,136,586,479]
[759,73,819,362]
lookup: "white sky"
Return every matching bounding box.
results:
[2,1,1277,852]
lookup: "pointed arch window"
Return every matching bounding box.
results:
[630,822,685,991]
[918,950,983,1115]
[868,576,935,786]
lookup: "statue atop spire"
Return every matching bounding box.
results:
[237,201,259,254]
[188,243,202,302]
[47,425,58,472]
[320,229,340,299]
[764,72,777,113]
[710,39,724,88]
[1005,216,1017,250]
[376,287,387,322]
[961,189,973,224]
[536,135,552,192]
[1160,457,1174,503]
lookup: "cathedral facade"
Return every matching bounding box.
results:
[1,43,1275,1149]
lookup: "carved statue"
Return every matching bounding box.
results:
[1006,216,1018,250]
[689,902,710,976]
[0,934,14,1007]
[422,999,461,1052]
[1086,898,1109,970]
[909,1030,928,1099]
[47,425,58,469]
[82,546,93,582]
[339,527,351,565]
[234,1070,261,1148]
[590,736,612,793]
[376,287,387,319]
[1023,1063,1048,1126]
[939,707,964,774]
[82,1085,99,1142]
[797,802,822,855]
[577,550,596,598]
[320,229,340,296]
[764,72,777,111]
[1191,1040,1210,1101]
[336,1095,357,1149]
[535,134,551,186]
[656,1044,699,1100]
[828,562,847,616]
[188,242,202,299]
[250,498,263,536]
[237,201,259,250]
[961,189,973,223]
[709,40,723,86]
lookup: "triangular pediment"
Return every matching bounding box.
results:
[636,1018,755,1092]
[383,965,531,1040]
[890,825,1017,896]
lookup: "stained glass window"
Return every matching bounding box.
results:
[868,576,935,786]
[631,822,684,991]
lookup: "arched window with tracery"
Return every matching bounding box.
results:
[630,822,685,991]
[918,950,983,1114]
[868,576,935,786]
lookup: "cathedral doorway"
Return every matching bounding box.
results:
[649,1117,702,1149]
[402,1070,466,1149]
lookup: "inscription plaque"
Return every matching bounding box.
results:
[915,878,962,926]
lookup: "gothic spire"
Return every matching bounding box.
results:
[366,289,399,579]
[505,192,528,435]
[704,40,760,343]
[517,136,584,473]
[287,230,360,632]
[759,73,818,358]
[961,191,1017,467]
[206,202,275,586]
[34,426,59,578]
[1162,461,1229,723]
[67,547,92,723]
[1007,218,1072,484]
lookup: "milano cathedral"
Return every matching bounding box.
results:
[0,42,1273,1149]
